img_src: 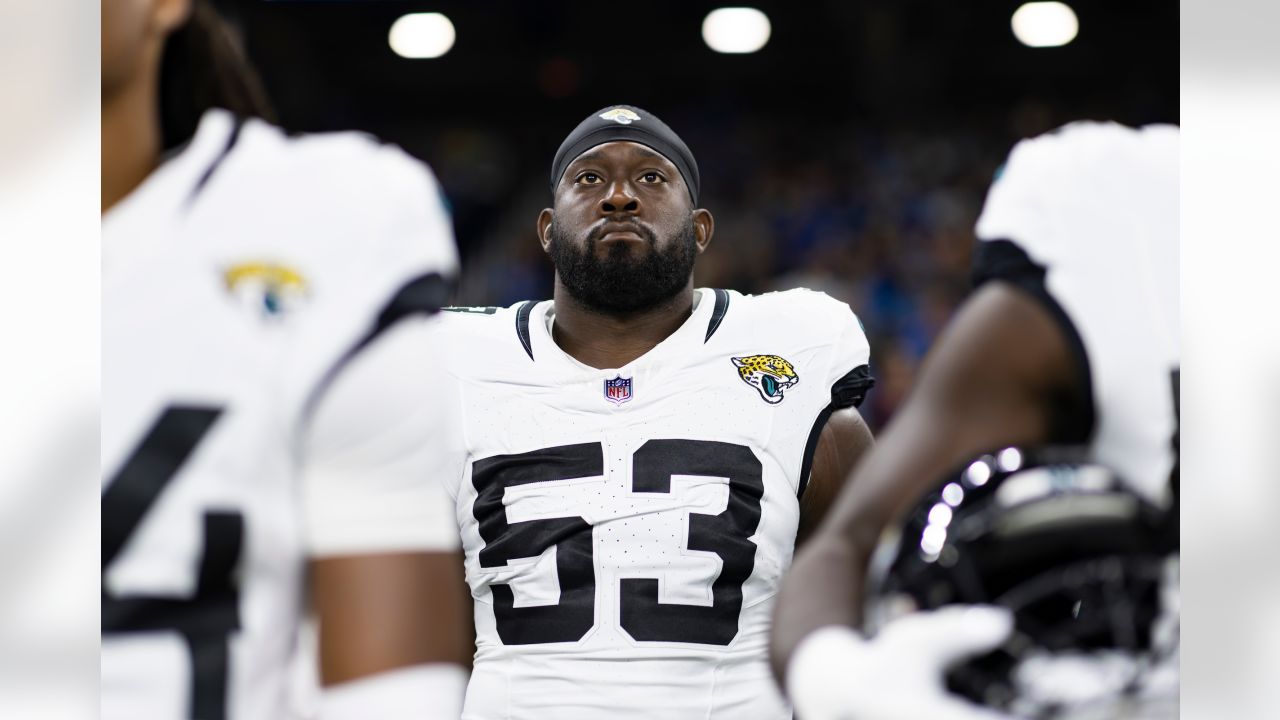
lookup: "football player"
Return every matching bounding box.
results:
[102,1,469,718]
[769,122,1178,719]
[427,105,876,718]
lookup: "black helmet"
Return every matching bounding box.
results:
[865,447,1179,718]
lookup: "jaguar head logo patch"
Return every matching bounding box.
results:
[599,107,641,125]
[223,261,308,319]
[732,354,799,404]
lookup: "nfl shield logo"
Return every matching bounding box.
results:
[603,375,633,404]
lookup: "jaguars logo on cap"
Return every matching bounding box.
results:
[599,107,641,125]
[732,354,799,404]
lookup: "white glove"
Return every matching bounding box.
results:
[786,605,1018,720]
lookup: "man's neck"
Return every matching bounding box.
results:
[550,283,697,369]
[102,76,163,215]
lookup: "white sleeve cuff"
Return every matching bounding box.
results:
[319,664,468,720]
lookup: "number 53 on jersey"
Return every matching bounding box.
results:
[471,438,764,647]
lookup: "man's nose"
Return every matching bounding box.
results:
[600,180,639,214]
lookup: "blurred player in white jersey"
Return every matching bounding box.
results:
[770,122,1179,719]
[101,1,469,718]
[422,105,876,719]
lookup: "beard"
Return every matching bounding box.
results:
[548,216,698,316]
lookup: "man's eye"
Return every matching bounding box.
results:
[640,172,662,183]
[577,172,602,184]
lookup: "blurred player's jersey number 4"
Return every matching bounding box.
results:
[102,406,241,720]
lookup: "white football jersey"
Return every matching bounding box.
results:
[430,288,872,719]
[101,110,458,720]
[974,121,1179,503]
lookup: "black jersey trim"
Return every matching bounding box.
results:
[373,272,455,335]
[300,272,454,424]
[831,364,874,410]
[971,239,1096,443]
[1165,368,1180,551]
[515,300,537,360]
[186,116,244,207]
[797,404,836,499]
[704,289,731,343]
[796,364,876,498]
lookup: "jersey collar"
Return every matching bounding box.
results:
[532,287,716,374]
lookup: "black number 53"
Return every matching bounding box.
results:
[471,439,764,646]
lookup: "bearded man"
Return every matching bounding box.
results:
[434,104,876,719]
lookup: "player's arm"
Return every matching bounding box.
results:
[795,299,878,546]
[311,553,471,680]
[770,280,1082,684]
[796,407,873,546]
[303,319,471,719]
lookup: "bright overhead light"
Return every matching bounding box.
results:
[1011,2,1079,48]
[389,13,456,59]
[702,8,771,54]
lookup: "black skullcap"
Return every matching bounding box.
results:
[549,105,700,204]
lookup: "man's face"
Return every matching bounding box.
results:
[543,141,707,315]
[101,0,188,102]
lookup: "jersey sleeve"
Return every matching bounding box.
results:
[972,127,1069,267]
[302,317,466,557]
[972,121,1136,281]
[332,143,460,358]
[368,142,459,284]
[968,123,1152,445]
[824,299,874,409]
[969,126,1092,399]
[286,139,462,439]
[281,129,461,301]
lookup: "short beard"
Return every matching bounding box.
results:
[549,216,698,317]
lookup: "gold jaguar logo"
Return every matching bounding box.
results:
[223,261,308,318]
[732,354,799,404]
[599,107,641,125]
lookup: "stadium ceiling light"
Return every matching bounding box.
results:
[389,12,456,59]
[702,8,772,54]
[1011,2,1079,48]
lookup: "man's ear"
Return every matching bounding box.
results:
[692,208,714,254]
[536,208,554,253]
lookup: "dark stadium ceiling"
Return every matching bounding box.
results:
[232,0,1176,135]
[226,0,1174,260]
